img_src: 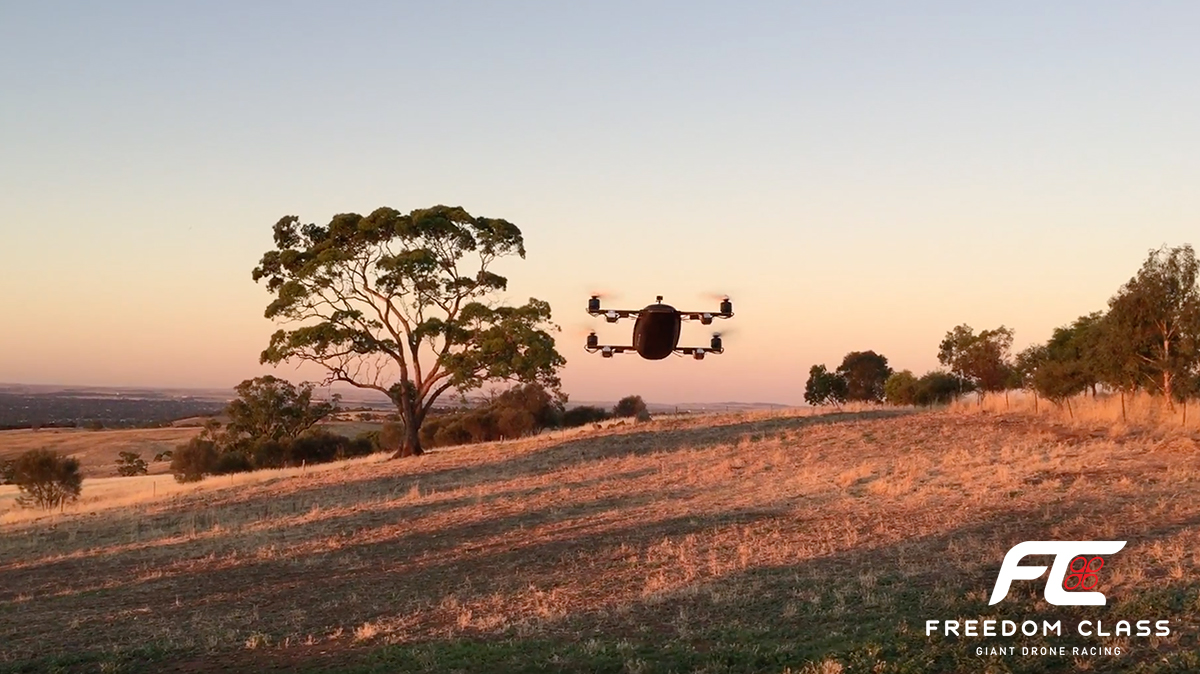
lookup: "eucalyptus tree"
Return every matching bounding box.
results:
[804,364,848,409]
[1106,244,1200,410]
[836,350,892,403]
[253,206,565,457]
[937,324,1015,404]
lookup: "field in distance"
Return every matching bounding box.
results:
[1,409,1198,673]
[0,420,387,479]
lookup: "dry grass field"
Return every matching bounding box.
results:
[0,421,382,479]
[1,408,1199,673]
[0,427,200,477]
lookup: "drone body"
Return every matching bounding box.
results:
[586,295,733,360]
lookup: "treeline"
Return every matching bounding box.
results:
[806,244,1200,419]
[804,350,971,408]
[1013,244,1200,419]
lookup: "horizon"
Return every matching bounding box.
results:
[0,381,795,409]
[4,2,1199,405]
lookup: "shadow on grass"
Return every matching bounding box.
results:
[229,409,913,512]
[0,409,905,567]
[6,480,1200,674]
[320,497,1200,674]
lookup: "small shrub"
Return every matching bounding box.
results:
[635,409,652,423]
[9,449,83,511]
[562,405,610,427]
[249,439,289,469]
[153,450,173,462]
[433,420,473,447]
[0,459,13,485]
[213,451,253,475]
[289,430,343,464]
[171,438,219,483]
[342,437,374,460]
[613,395,648,418]
[355,429,382,451]
[115,451,148,477]
[495,408,536,439]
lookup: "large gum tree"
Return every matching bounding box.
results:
[252,205,565,457]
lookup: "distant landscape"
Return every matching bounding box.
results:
[0,383,789,430]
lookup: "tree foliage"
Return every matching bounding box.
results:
[804,364,848,408]
[613,395,648,418]
[223,376,339,447]
[1105,244,1200,408]
[562,405,611,427]
[169,376,364,482]
[170,437,219,483]
[913,372,971,406]
[883,370,919,406]
[836,351,892,402]
[937,324,1014,402]
[1025,325,1092,415]
[115,451,148,477]
[252,205,565,457]
[9,449,83,510]
[418,382,566,449]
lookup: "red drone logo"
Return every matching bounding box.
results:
[1063,555,1105,591]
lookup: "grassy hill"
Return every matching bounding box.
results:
[0,409,1197,673]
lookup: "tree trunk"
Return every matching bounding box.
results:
[1033,392,1039,414]
[1120,389,1126,422]
[1164,337,1175,411]
[392,420,424,458]
[391,392,425,458]
[1065,397,1073,420]
[1004,389,1009,409]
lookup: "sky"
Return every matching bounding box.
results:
[2,1,1199,405]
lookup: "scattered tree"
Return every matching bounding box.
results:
[1028,325,1093,418]
[937,324,1015,404]
[223,376,339,447]
[1014,344,1048,413]
[171,436,219,483]
[883,370,919,406]
[8,449,83,511]
[562,405,610,427]
[1105,244,1200,409]
[836,351,892,403]
[613,395,648,418]
[804,364,848,409]
[115,451,148,477]
[252,205,566,457]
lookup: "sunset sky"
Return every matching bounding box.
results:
[3,2,1199,405]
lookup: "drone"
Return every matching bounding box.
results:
[585,294,733,360]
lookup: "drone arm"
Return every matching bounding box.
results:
[585,343,635,358]
[676,345,724,355]
[587,308,640,322]
[679,308,733,324]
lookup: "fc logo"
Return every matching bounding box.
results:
[1064,555,1105,591]
[989,541,1125,606]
